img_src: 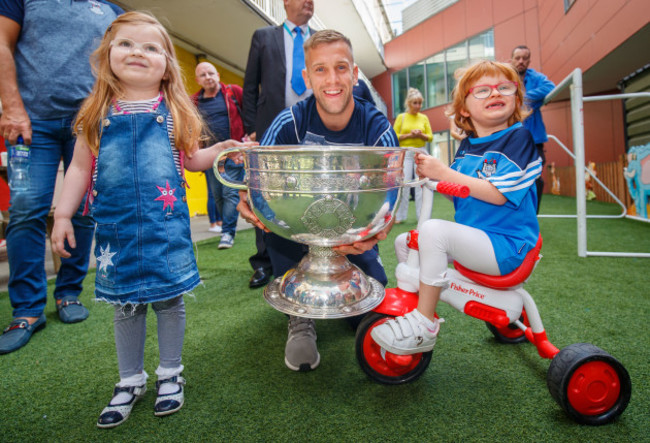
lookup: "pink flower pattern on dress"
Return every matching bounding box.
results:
[155,180,177,211]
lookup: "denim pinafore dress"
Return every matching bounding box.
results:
[91,100,200,304]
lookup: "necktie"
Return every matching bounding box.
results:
[291,27,306,95]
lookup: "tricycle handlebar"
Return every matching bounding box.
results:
[424,181,470,198]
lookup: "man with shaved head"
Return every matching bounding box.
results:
[191,61,246,249]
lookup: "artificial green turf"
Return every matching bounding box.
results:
[0,195,648,441]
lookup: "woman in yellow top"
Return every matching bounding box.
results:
[394,88,433,223]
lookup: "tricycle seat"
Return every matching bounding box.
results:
[453,236,542,289]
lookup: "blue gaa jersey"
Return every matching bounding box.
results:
[261,95,400,214]
[451,123,541,274]
[258,95,398,284]
[260,95,398,147]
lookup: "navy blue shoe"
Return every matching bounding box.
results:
[0,314,46,354]
[154,376,185,416]
[57,295,89,324]
[97,385,147,429]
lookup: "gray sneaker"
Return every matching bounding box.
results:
[284,316,320,371]
[218,233,234,249]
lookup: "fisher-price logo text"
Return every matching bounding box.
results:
[450,282,486,299]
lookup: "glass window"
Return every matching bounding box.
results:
[432,130,459,165]
[392,69,408,118]
[391,28,494,111]
[469,30,494,62]
[446,42,468,102]
[426,53,446,108]
[408,62,426,106]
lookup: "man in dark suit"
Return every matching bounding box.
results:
[242,0,315,292]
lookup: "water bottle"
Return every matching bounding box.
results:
[9,136,30,192]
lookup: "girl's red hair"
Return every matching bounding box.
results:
[445,60,530,136]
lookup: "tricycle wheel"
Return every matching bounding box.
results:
[547,343,631,425]
[485,309,529,344]
[355,312,432,385]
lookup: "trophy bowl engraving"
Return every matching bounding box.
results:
[214,145,407,318]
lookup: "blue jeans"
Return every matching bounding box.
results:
[6,117,94,318]
[205,174,221,224]
[206,160,244,237]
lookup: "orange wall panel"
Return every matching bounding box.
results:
[423,15,446,59]
[383,0,646,83]
[524,0,537,11]
[583,99,626,163]
[385,14,446,70]
[423,107,450,133]
[536,0,556,28]
[543,99,626,168]
[543,102,574,168]
[440,1,467,48]
[522,8,542,62]
[491,0,525,24]
[465,0,493,37]
[371,72,393,118]
[493,17,527,63]
[540,0,648,81]
[375,0,647,166]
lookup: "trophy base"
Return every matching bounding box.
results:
[263,248,385,319]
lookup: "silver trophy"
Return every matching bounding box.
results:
[214,145,412,319]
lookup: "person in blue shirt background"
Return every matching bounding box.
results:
[353,78,376,107]
[511,45,555,213]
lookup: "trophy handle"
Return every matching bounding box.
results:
[401,147,428,187]
[403,177,428,187]
[213,148,248,190]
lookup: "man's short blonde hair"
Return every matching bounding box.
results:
[303,29,353,62]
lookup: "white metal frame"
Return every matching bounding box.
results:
[542,68,650,258]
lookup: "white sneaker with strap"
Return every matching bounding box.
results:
[370,309,440,355]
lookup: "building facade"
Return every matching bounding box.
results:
[372,0,649,202]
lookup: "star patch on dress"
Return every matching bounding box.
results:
[155,180,177,211]
[97,243,117,276]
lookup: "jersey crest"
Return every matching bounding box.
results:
[477,158,497,179]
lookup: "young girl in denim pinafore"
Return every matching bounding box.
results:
[51,12,249,429]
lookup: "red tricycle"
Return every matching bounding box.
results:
[355,180,631,425]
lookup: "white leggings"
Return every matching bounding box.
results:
[395,219,500,286]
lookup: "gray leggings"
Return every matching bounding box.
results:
[113,296,185,379]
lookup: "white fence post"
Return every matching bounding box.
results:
[570,70,587,257]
